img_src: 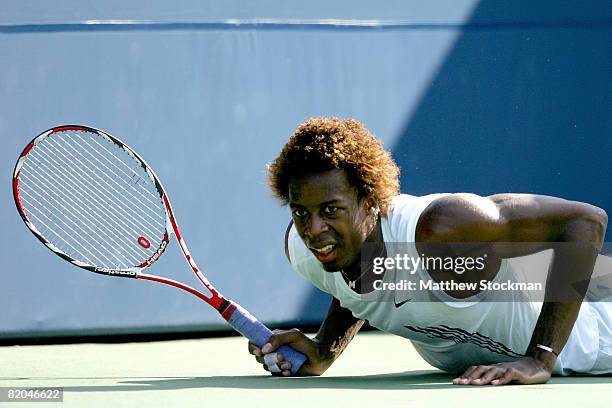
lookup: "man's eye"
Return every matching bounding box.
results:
[323,206,338,215]
[292,209,308,218]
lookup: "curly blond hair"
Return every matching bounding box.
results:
[267,117,400,215]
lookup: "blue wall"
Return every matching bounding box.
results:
[1,0,610,338]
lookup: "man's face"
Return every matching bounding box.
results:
[288,169,372,272]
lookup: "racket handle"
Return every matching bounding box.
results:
[225,302,307,375]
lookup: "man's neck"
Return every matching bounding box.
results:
[341,218,386,293]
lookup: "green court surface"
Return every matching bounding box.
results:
[1,331,611,407]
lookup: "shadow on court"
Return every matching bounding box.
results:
[6,370,611,393]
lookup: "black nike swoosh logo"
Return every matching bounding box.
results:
[394,298,412,308]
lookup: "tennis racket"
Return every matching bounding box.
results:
[12,125,306,375]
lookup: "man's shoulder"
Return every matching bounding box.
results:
[384,193,451,242]
[386,193,452,221]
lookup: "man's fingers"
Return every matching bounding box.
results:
[248,342,263,357]
[492,368,518,386]
[471,368,503,385]
[250,342,282,368]
[453,366,477,384]
[462,366,478,377]
[453,366,481,385]
[262,328,305,353]
[453,365,516,386]
[248,328,312,376]
[263,353,282,367]
[453,365,505,385]
[467,366,489,381]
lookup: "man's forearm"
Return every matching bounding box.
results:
[314,297,364,365]
[526,302,581,370]
[526,214,606,370]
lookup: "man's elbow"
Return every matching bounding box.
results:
[593,207,608,240]
[574,205,608,245]
[588,204,607,233]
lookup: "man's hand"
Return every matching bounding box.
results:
[452,356,552,386]
[248,328,333,377]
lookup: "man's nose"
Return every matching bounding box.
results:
[306,214,329,238]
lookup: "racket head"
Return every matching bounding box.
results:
[13,125,172,277]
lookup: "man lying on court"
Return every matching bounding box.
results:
[248,117,611,385]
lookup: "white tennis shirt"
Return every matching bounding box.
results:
[288,194,610,375]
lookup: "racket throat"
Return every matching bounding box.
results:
[217,298,234,319]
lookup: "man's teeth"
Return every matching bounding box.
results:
[313,245,334,254]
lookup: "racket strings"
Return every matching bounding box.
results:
[17,186,101,265]
[19,173,132,267]
[71,133,162,208]
[20,160,143,258]
[28,132,165,266]
[20,155,144,269]
[32,145,161,242]
[77,133,159,200]
[19,172,142,267]
[17,129,168,270]
[47,136,163,232]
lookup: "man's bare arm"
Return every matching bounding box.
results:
[248,221,364,376]
[248,296,363,376]
[417,193,608,385]
[313,296,365,368]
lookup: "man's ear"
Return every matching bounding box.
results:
[366,197,380,215]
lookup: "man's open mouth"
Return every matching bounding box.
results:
[309,244,337,263]
[311,244,334,254]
